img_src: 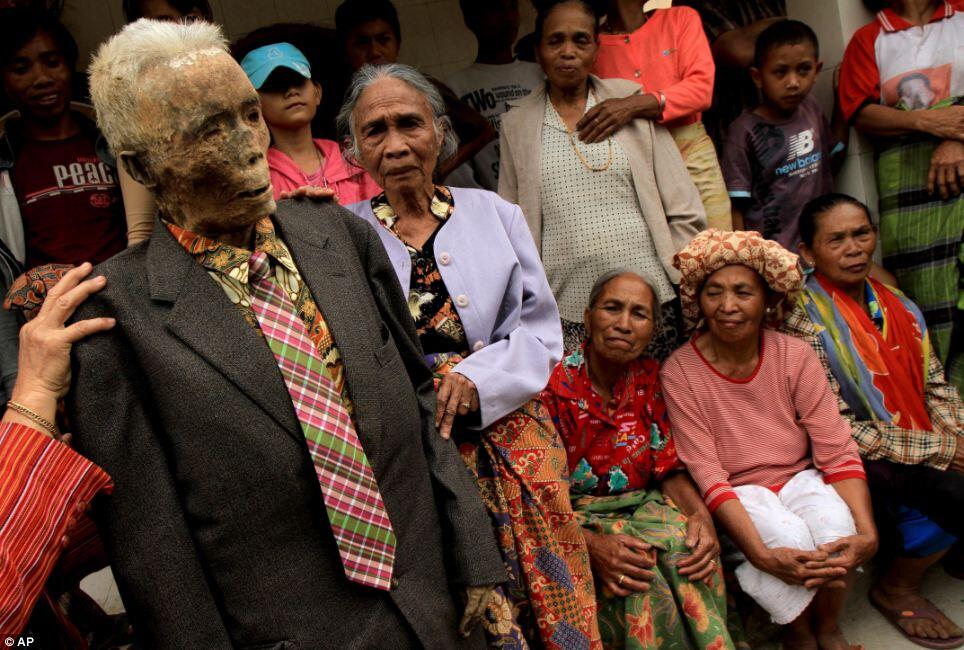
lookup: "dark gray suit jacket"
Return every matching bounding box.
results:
[67,201,506,649]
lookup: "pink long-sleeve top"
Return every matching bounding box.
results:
[268,138,381,204]
[593,6,715,128]
[660,329,866,513]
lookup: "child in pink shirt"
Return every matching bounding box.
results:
[587,2,731,229]
[240,42,380,204]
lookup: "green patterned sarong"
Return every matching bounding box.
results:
[573,489,740,649]
[876,124,964,393]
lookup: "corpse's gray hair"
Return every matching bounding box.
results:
[587,268,663,331]
[88,19,228,156]
[336,63,459,165]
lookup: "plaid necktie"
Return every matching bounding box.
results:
[246,250,396,590]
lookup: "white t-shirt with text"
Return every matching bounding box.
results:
[446,60,544,190]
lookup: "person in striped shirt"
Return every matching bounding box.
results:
[660,229,876,650]
[0,263,114,638]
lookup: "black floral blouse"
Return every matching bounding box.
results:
[371,186,468,356]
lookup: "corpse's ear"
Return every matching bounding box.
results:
[119,151,157,189]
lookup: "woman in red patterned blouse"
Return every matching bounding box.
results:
[541,269,735,649]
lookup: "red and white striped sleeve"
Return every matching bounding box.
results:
[787,340,867,484]
[0,422,113,636]
[660,356,738,513]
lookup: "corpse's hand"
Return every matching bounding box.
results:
[927,140,964,199]
[584,530,655,597]
[277,186,338,202]
[676,511,721,584]
[435,372,479,439]
[458,585,496,637]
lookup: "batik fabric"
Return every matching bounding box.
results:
[165,218,352,412]
[573,489,735,650]
[542,343,734,649]
[372,189,601,649]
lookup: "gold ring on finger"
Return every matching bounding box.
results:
[461,402,471,408]
[617,574,626,586]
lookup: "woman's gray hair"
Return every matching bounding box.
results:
[587,268,663,331]
[336,63,459,164]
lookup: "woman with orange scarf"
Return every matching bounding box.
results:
[784,193,964,649]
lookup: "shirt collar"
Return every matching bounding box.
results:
[370,185,454,232]
[165,217,298,284]
[877,1,954,32]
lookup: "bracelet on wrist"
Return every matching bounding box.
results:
[6,400,57,437]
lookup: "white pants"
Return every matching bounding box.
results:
[733,469,857,625]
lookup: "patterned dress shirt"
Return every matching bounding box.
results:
[165,218,353,414]
[782,303,963,469]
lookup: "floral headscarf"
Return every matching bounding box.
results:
[673,229,803,332]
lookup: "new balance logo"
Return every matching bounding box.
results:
[787,129,815,160]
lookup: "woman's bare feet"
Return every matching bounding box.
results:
[813,624,853,650]
[784,615,819,650]
[871,582,964,641]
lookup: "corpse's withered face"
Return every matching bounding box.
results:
[131,52,274,240]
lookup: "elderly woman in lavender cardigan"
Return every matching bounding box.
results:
[341,63,601,649]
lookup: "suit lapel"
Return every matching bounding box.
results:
[274,206,384,453]
[147,220,302,441]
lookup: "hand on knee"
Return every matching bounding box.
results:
[584,531,656,598]
[753,546,847,589]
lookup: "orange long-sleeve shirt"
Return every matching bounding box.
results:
[594,6,715,128]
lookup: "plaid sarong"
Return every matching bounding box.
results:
[247,250,396,590]
[877,135,964,393]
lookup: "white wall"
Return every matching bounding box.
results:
[62,0,536,81]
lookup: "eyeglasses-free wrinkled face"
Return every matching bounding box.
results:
[352,76,443,197]
[585,274,658,365]
[698,265,769,344]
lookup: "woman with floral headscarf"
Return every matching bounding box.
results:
[660,229,877,650]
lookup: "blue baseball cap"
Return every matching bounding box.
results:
[241,42,312,90]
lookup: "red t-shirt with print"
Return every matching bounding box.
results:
[11,131,126,270]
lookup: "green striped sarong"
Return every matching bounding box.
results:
[876,128,964,394]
